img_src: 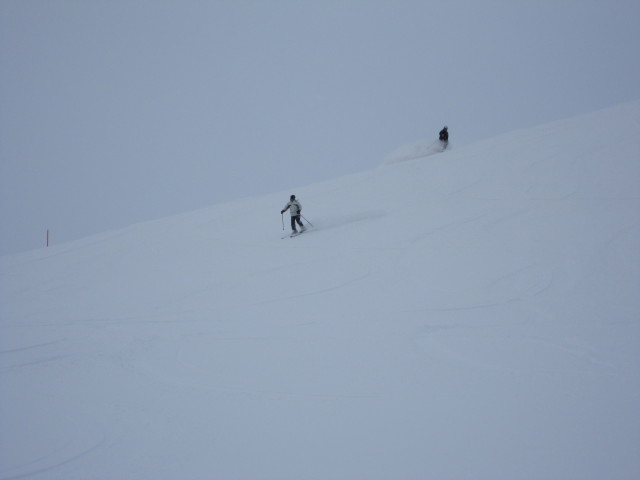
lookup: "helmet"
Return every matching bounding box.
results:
[290,194,296,200]
[443,126,448,130]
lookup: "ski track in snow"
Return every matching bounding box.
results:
[0,400,108,480]
[1,435,107,480]
[0,339,66,355]
[114,334,382,400]
[243,270,372,307]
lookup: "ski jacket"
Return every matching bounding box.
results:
[282,200,302,216]
[439,128,449,141]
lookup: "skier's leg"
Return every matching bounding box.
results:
[295,216,304,228]
[290,217,297,232]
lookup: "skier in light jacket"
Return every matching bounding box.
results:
[281,195,305,234]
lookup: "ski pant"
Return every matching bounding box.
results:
[291,215,303,231]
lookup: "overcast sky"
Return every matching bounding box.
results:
[1,0,639,255]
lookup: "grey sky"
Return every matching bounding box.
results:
[1,0,639,255]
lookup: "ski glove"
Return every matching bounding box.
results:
[281,210,285,214]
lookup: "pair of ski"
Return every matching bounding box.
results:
[281,228,309,239]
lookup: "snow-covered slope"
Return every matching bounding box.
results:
[1,101,639,479]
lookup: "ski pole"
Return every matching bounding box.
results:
[301,214,314,228]
[281,213,285,230]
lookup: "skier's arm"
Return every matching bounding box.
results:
[281,204,290,214]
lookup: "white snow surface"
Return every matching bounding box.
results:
[1,101,640,479]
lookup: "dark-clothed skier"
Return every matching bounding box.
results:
[439,126,449,150]
[281,195,305,234]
